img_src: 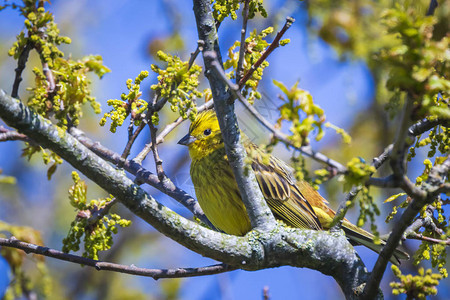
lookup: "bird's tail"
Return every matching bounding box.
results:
[342,220,409,266]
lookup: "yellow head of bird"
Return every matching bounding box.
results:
[178,110,224,161]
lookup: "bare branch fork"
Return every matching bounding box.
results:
[0,236,235,279]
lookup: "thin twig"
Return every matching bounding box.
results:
[236,0,250,84]
[408,232,450,245]
[426,0,438,16]
[85,198,118,227]
[238,16,295,89]
[121,121,147,160]
[366,175,399,188]
[153,39,204,113]
[41,63,56,94]
[0,129,31,142]
[34,0,57,97]
[0,236,235,279]
[120,93,157,160]
[149,118,166,181]
[12,41,33,99]
[263,286,270,300]
[188,40,205,70]
[208,55,347,173]
[404,205,444,238]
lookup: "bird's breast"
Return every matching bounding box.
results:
[190,149,251,236]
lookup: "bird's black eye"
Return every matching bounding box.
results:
[203,129,212,136]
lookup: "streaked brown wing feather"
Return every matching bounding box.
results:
[246,141,322,230]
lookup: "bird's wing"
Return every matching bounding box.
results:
[247,143,322,230]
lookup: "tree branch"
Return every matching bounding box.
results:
[0,127,31,142]
[12,41,33,99]
[0,236,236,279]
[238,16,294,89]
[235,0,250,84]
[0,89,379,299]
[148,116,166,181]
[332,115,449,230]
[366,175,399,188]
[407,232,450,245]
[426,0,438,16]
[188,40,205,70]
[121,120,147,160]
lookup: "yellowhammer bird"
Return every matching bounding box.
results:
[178,109,409,265]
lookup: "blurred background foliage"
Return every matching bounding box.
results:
[0,0,449,299]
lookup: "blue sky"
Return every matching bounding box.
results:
[3,0,446,299]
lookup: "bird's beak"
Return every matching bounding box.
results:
[178,133,196,146]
